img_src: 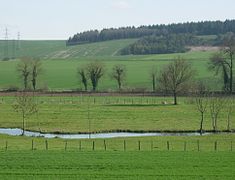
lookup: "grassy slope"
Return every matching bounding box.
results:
[0,50,220,90]
[0,96,234,133]
[0,39,137,59]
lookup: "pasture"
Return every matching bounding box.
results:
[0,96,234,133]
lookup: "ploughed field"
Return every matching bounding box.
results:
[0,96,234,133]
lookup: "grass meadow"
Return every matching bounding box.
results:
[0,96,234,133]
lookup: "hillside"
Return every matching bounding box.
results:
[0,39,137,59]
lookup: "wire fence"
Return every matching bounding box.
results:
[1,139,234,152]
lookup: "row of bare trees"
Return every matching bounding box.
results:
[195,92,234,135]
[77,58,195,105]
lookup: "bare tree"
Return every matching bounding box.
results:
[77,66,88,91]
[17,57,31,90]
[111,64,126,91]
[208,95,225,132]
[158,57,194,105]
[86,62,105,91]
[12,92,38,135]
[31,58,42,91]
[150,66,157,92]
[195,93,208,135]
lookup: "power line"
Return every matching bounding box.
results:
[17,32,20,50]
[3,28,9,60]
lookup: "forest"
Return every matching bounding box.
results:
[67,20,235,45]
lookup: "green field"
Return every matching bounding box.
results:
[1,150,234,179]
[0,96,234,133]
[0,50,221,90]
[0,133,234,179]
[0,133,234,151]
[0,39,137,59]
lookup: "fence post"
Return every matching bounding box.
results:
[79,141,81,151]
[124,140,126,151]
[104,140,106,151]
[231,141,233,152]
[151,141,153,151]
[214,141,217,151]
[65,141,67,151]
[32,139,34,151]
[167,141,170,151]
[5,141,8,151]
[45,140,48,150]
[92,141,95,151]
[184,141,187,151]
[197,140,200,152]
[138,141,141,151]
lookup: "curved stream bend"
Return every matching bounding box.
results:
[0,128,210,139]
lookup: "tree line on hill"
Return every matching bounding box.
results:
[67,20,235,45]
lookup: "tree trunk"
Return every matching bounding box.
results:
[118,80,121,91]
[200,113,204,135]
[152,76,156,92]
[24,77,28,90]
[22,113,25,135]
[32,79,36,91]
[230,53,233,93]
[227,112,231,131]
[173,91,177,105]
[214,115,218,132]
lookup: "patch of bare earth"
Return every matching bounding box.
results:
[188,46,220,52]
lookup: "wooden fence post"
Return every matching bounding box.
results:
[197,140,200,152]
[65,141,67,151]
[32,139,34,151]
[92,141,95,151]
[231,141,233,152]
[138,141,141,151]
[214,141,217,151]
[124,140,126,151]
[104,140,107,151]
[184,141,187,151]
[167,141,170,151]
[5,141,8,151]
[151,141,153,151]
[45,140,48,150]
[79,141,81,151]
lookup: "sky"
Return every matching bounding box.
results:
[0,0,234,40]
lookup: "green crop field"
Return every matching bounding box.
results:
[1,151,234,179]
[0,133,234,179]
[0,96,234,133]
[0,39,137,59]
[0,49,221,90]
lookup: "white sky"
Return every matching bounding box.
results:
[0,0,234,40]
